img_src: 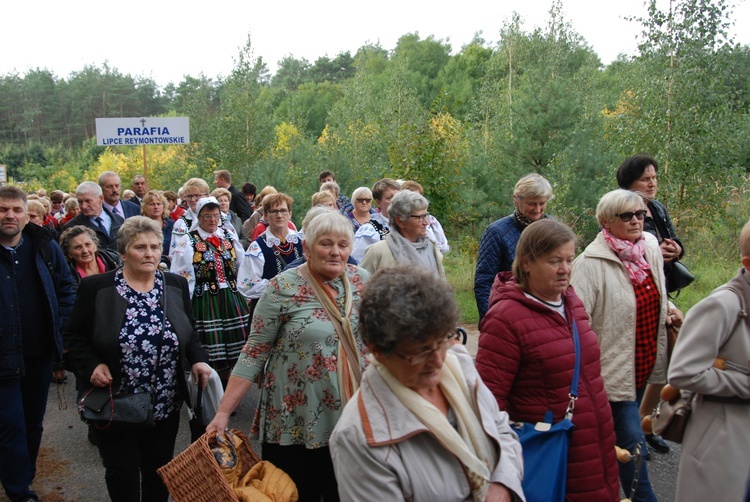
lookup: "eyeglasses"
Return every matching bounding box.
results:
[200,214,221,221]
[614,210,647,222]
[356,198,372,204]
[267,209,289,215]
[395,331,461,366]
[185,193,209,200]
[408,213,430,222]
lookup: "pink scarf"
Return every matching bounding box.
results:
[602,229,651,283]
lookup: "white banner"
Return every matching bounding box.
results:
[95,117,190,146]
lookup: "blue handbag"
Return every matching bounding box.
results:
[514,321,581,502]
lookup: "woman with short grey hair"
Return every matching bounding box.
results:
[65,215,211,502]
[331,266,524,501]
[359,191,444,278]
[474,173,554,321]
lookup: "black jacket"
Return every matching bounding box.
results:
[228,184,253,222]
[64,271,209,396]
[0,224,75,378]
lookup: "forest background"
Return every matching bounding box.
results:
[1,0,748,322]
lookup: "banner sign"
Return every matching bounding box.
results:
[95,117,190,146]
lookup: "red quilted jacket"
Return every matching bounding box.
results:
[476,272,620,501]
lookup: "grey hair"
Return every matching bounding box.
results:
[388,190,428,228]
[351,186,372,201]
[320,181,340,197]
[75,181,102,198]
[513,173,554,201]
[596,189,646,226]
[59,225,98,257]
[64,198,79,212]
[302,208,353,249]
[359,265,459,354]
[98,171,120,186]
[116,216,163,255]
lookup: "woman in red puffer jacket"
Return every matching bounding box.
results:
[476,220,619,501]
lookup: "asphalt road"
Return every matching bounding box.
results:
[2,328,681,501]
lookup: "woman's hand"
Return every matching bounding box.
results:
[90,364,113,387]
[666,307,684,327]
[485,483,513,502]
[661,238,682,262]
[206,411,230,438]
[191,362,213,389]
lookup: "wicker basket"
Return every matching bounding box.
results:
[158,429,260,502]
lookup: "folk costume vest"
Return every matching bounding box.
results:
[188,230,239,296]
[255,235,303,279]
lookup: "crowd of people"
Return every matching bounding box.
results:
[1,158,749,502]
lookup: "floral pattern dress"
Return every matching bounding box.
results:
[115,270,181,420]
[232,264,369,448]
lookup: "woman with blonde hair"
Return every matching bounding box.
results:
[141,190,174,266]
[571,189,682,501]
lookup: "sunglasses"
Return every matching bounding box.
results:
[614,210,647,222]
[356,198,372,204]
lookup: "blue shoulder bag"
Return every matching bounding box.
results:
[514,321,581,502]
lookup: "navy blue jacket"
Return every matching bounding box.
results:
[474,214,524,322]
[121,199,142,218]
[0,224,76,379]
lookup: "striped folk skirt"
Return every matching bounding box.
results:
[192,288,251,372]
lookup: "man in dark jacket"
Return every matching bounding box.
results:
[214,169,253,222]
[62,181,124,256]
[0,186,75,502]
[99,171,141,219]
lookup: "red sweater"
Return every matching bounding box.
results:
[476,272,620,501]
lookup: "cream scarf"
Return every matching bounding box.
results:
[370,351,497,501]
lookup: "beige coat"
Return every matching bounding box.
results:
[669,269,750,502]
[570,232,669,402]
[330,345,525,502]
[359,238,445,279]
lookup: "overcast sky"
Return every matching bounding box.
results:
[3,0,749,87]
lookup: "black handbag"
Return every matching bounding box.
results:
[186,375,205,442]
[79,384,155,430]
[664,260,695,293]
[78,271,168,431]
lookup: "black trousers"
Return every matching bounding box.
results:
[262,442,339,502]
[92,412,180,502]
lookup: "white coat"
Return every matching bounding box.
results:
[570,231,669,401]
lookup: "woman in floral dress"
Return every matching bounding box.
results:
[208,209,369,501]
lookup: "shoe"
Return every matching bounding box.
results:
[645,433,670,454]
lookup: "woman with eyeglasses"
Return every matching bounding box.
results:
[208,211,369,501]
[571,189,681,501]
[170,197,249,385]
[238,193,304,301]
[477,219,620,501]
[343,186,376,232]
[359,191,444,279]
[330,265,524,501]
